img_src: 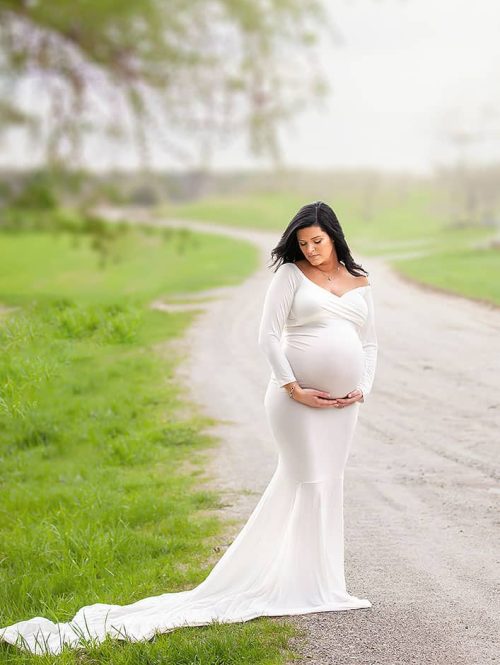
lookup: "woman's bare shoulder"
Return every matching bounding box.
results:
[355,274,370,287]
[293,259,309,275]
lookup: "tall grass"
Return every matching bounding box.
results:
[0,225,300,663]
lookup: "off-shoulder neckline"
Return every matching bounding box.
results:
[288,262,370,299]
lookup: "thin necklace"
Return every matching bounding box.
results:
[313,262,342,282]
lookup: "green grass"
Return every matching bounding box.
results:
[157,192,307,231]
[157,187,442,241]
[392,247,500,307]
[159,189,500,307]
[0,227,257,306]
[0,224,301,663]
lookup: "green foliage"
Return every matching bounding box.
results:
[8,171,58,210]
[0,0,329,165]
[0,166,131,268]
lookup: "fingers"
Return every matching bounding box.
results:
[310,389,361,408]
[313,396,338,408]
[327,395,359,408]
[336,389,362,407]
[335,396,359,407]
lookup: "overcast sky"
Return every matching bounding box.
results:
[230,0,500,175]
[2,0,500,174]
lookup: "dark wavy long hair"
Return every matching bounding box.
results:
[269,201,368,277]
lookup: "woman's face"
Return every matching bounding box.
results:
[296,225,334,265]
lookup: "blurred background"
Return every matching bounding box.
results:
[1,0,499,307]
[1,2,499,661]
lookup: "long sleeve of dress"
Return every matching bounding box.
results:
[258,263,298,388]
[355,287,378,403]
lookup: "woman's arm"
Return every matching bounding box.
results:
[355,287,378,403]
[258,263,298,388]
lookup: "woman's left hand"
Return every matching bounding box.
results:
[332,389,363,408]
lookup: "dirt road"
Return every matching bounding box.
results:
[129,213,500,665]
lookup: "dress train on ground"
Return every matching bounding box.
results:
[0,260,377,655]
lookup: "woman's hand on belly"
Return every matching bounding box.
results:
[330,388,364,408]
[292,386,341,409]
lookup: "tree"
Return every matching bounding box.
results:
[0,0,330,168]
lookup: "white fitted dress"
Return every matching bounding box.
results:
[0,261,377,655]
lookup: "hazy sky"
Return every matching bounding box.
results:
[229,0,500,175]
[2,0,500,174]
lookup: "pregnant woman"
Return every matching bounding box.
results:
[0,201,377,655]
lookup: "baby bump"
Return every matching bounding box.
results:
[284,324,364,397]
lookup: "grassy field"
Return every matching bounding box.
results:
[159,190,500,307]
[0,225,300,663]
[391,247,500,307]
[158,188,445,242]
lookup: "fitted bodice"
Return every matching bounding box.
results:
[258,261,378,401]
[285,263,370,330]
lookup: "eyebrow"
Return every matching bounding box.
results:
[299,235,322,241]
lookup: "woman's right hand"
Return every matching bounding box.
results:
[291,386,339,408]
